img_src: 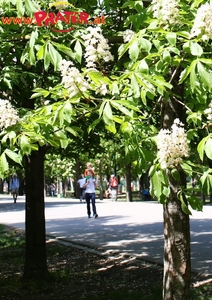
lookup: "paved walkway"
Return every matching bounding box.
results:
[0,195,212,274]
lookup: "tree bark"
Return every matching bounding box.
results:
[23,147,48,279]
[163,171,191,300]
[75,160,81,199]
[98,160,104,200]
[125,162,132,202]
[162,72,191,298]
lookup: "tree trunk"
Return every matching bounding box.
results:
[163,171,191,299]
[98,160,104,200]
[75,160,80,199]
[23,147,48,279]
[162,71,190,298]
[0,178,3,193]
[125,162,132,202]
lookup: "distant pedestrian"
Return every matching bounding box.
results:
[109,174,118,201]
[77,174,86,202]
[83,170,98,218]
[50,183,56,197]
[9,174,20,203]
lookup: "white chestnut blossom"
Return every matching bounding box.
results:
[82,26,114,69]
[204,101,212,121]
[190,3,212,40]
[59,61,89,98]
[157,119,189,169]
[123,29,135,43]
[0,99,20,130]
[95,83,108,96]
[151,0,180,27]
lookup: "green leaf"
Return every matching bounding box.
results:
[29,30,38,48]
[52,42,76,60]
[19,135,31,155]
[36,45,44,60]
[65,127,78,136]
[131,73,140,97]
[190,63,198,92]
[171,168,180,181]
[31,88,50,98]
[178,191,192,215]
[186,112,202,126]
[166,32,176,46]
[197,137,207,161]
[197,61,212,90]
[138,59,149,74]
[60,139,69,149]
[187,195,203,211]
[105,124,116,134]
[0,152,9,173]
[4,149,22,165]
[29,48,36,65]
[180,162,193,176]
[103,102,113,125]
[162,49,171,63]
[141,89,147,105]
[88,118,101,133]
[151,170,164,201]
[139,38,152,53]
[25,0,39,15]
[200,172,212,195]
[17,0,25,16]
[44,45,50,70]
[179,59,198,85]
[205,138,212,159]
[48,43,62,71]
[74,40,82,64]
[129,40,139,61]
[190,41,203,57]
[118,42,131,59]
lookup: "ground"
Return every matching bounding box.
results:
[0,226,212,300]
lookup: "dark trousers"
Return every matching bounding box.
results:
[85,193,97,216]
[80,188,85,199]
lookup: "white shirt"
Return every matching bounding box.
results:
[85,177,96,193]
[78,178,86,188]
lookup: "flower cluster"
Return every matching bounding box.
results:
[95,83,108,96]
[157,119,189,169]
[123,29,135,43]
[151,0,180,27]
[0,99,20,130]
[82,26,114,69]
[59,60,89,98]
[190,3,212,40]
[204,102,212,121]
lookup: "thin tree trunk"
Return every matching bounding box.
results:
[0,178,3,193]
[23,147,48,279]
[75,161,80,199]
[98,160,104,200]
[125,162,132,202]
[162,70,190,298]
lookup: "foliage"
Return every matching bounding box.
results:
[1,0,212,210]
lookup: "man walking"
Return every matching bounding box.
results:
[84,170,98,218]
[77,174,86,202]
[9,174,20,203]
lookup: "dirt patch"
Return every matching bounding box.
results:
[0,226,212,300]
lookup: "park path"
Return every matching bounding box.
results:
[0,195,212,274]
